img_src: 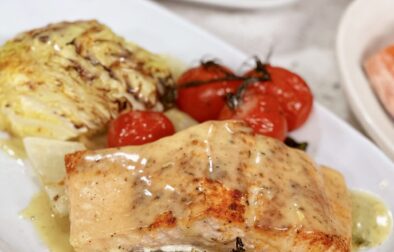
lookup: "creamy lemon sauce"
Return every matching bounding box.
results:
[21,191,74,252]
[66,121,354,251]
[22,190,393,252]
[22,191,201,252]
[0,138,26,159]
[71,121,343,233]
[16,122,391,251]
[351,190,392,250]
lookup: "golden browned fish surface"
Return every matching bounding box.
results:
[66,121,351,252]
[0,20,174,140]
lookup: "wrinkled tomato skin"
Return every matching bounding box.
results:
[218,94,288,141]
[108,111,175,147]
[246,65,313,131]
[177,81,240,122]
[176,63,241,122]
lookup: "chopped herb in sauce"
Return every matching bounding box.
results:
[352,236,370,248]
[351,190,392,251]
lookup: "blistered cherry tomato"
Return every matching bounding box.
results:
[108,111,175,147]
[176,61,241,122]
[246,65,313,131]
[219,93,287,141]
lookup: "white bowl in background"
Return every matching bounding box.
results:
[337,0,394,160]
[160,0,297,9]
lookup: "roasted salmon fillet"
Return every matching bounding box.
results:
[364,44,394,118]
[66,121,351,252]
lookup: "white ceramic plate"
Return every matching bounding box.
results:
[337,0,394,160]
[0,0,393,251]
[161,0,296,9]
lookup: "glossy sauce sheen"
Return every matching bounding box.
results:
[351,190,392,250]
[66,121,351,251]
[21,191,74,252]
[0,138,26,159]
[22,191,202,252]
[22,191,391,252]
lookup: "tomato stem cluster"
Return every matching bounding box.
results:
[175,56,313,142]
[225,77,261,110]
[178,58,272,111]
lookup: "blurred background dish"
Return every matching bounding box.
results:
[337,0,394,160]
[159,0,298,9]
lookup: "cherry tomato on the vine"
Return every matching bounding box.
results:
[219,93,288,141]
[245,64,313,131]
[176,61,241,122]
[108,111,175,147]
